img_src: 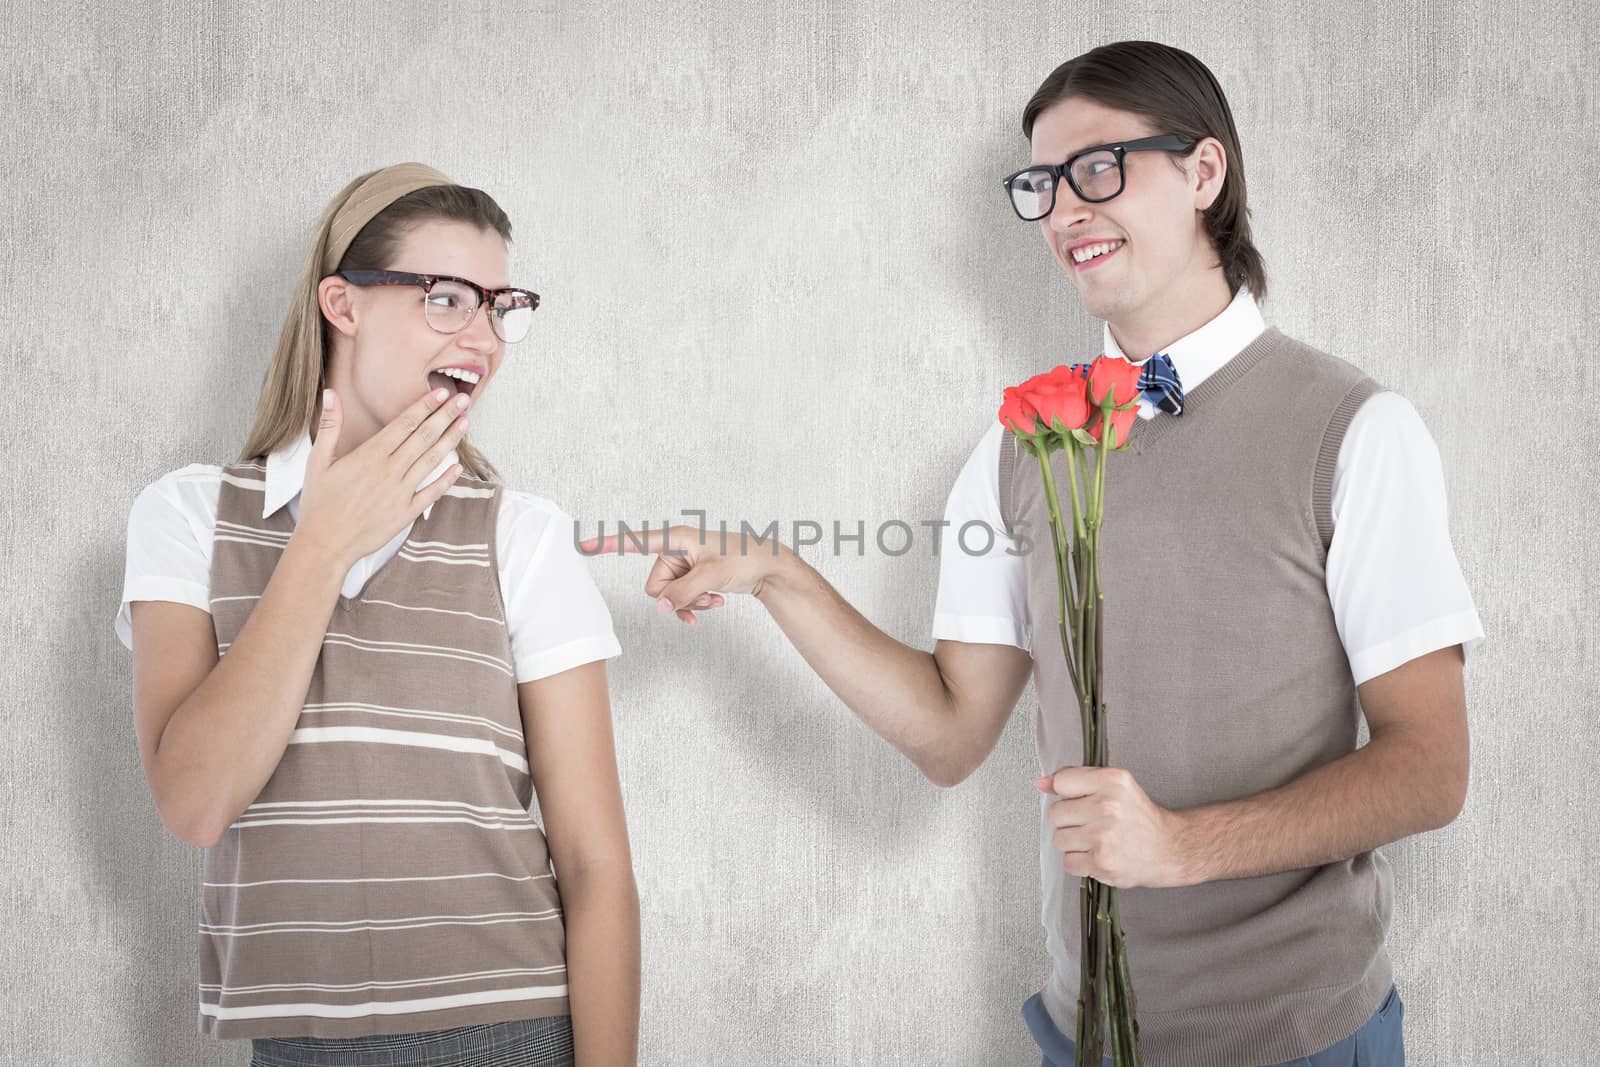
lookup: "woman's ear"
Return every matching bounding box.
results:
[317,275,359,339]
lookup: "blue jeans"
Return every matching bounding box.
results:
[1022,985,1404,1067]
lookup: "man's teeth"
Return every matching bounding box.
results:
[1071,241,1124,264]
[436,367,481,384]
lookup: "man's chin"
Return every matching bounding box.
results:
[1076,284,1132,325]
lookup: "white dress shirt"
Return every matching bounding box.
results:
[116,431,621,684]
[931,287,1485,686]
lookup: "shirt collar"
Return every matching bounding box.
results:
[1102,286,1267,392]
[263,428,458,522]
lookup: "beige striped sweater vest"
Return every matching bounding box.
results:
[999,329,1390,1067]
[199,459,568,1040]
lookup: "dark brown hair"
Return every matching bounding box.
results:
[1022,41,1267,304]
[238,177,514,482]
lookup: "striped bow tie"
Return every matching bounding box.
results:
[1137,351,1185,416]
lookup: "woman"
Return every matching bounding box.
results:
[116,163,645,1066]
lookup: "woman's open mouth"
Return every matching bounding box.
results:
[427,367,481,399]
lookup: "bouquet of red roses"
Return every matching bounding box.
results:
[999,357,1146,1067]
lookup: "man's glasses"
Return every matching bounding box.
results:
[336,270,541,343]
[1002,134,1198,221]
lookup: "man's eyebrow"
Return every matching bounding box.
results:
[1032,139,1100,165]
[1051,136,1124,161]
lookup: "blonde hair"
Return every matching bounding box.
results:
[237,165,513,482]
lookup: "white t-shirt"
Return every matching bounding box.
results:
[931,288,1485,686]
[116,430,621,684]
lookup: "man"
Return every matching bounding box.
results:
[587,41,1482,1066]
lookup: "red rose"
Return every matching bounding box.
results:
[1087,355,1144,408]
[998,386,1040,435]
[1020,364,1092,432]
[1087,403,1139,448]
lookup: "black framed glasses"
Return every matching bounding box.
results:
[1002,134,1198,221]
[336,270,541,343]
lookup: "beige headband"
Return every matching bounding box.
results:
[320,162,454,275]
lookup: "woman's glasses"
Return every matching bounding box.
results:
[336,270,540,343]
[1002,134,1198,221]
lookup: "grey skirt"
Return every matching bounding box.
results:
[249,1015,574,1067]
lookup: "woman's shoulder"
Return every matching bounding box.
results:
[493,487,599,570]
[130,462,229,526]
[496,486,580,534]
[143,460,228,488]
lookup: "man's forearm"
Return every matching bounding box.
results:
[752,547,973,782]
[1170,726,1465,885]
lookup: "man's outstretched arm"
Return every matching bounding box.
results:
[755,545,1033,786]
[585,526,1033,787]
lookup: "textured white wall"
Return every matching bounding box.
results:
[5,0,1595,1063]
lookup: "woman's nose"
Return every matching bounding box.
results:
[458,304,499,349]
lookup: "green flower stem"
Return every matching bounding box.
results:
[1029,403,1143,1066]
[1086,408,1110,765]
[1092,404,1110,527]
[1102,893,1124,1067]
[1066,440,1090,685]
[1087,557,1100,764]
[1036,446,1084,706]
[1080,878,1105,1066]
[1063,433,1088,543]
[1062,441,1088,758]
[1038,439,1099,1067]
[1084,432,1107,1057]
[1092,879,1111,1063]
[1081,433,1104,1060]
[1110,890,1142,1066]
[1075,879,1093,1067]
[1094,612,1107,766]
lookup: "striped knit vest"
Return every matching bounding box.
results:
[198,459,568,1040]
[999,329,1389,1067]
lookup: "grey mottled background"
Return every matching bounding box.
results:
[4,0,1596,1063]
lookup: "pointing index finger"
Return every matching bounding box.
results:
[578,526,686,557]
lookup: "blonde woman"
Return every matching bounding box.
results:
[116,163,641,1067]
